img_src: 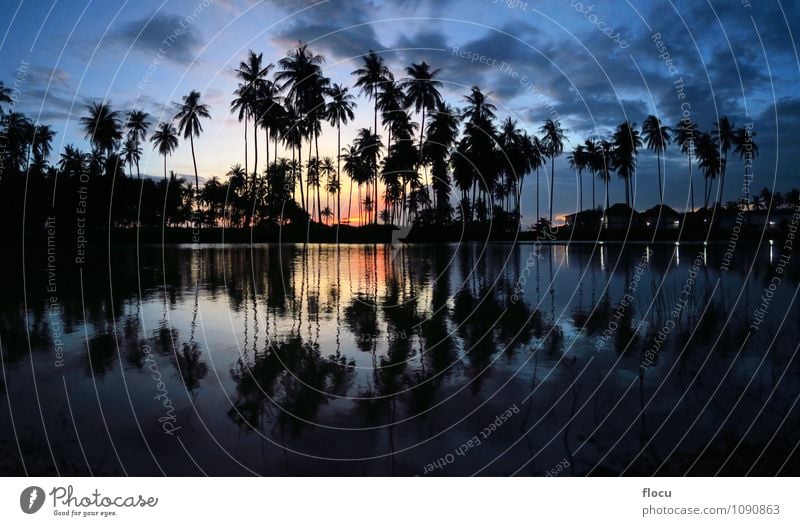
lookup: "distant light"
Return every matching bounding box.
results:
[769,220,776,226]
[646,221,651,227]
[769,239,774,245]
[673,220,680,225]
[703,241,708,246]
[675,241,680,246]
[599,241,604,245]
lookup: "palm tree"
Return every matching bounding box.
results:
[125,110,150,178]
[401,61,443,203]
[174,90,211,191]
[234,50,271,178]
[713,116,736,207]
[567,143,587,212]
[80,101,122,157]
[341,145,363,223]
[276,42,328,219]
[539,119,567,222]
[733,126,759,206]
[32,124,56,166]
[352,50,391,136]
[0,81,12,113]
[611,121,642,207]
[584,138,600,210]
[424,102,460,222]
[675,119,699,211]
[642,115,672,203]
[598,139,614,212]
[121,135,141,177]
[326,84,356,224]
[696,132,723,209]
[150,122,179,180]
[531,135,546,221]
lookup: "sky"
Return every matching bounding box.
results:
[2,0,799,224]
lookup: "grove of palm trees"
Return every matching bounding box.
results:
[0,44,795,243]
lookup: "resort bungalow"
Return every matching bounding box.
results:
[603,203,640,230]
[641,204,682,230]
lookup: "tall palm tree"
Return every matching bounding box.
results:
[125,110,150,179]
[150,122,179,180]
[174,90,211,191]
[341,144,363,223]
[276,42,328,219]
[531,135,546,221]
[326,84,356,224]
[642,115,671,204]
[675,119,699,211]
[696,132,723,209]
[401,62,443,202]
[598,139,614,212]
[352,50,391,136]
[424,102,460,222]
[713,116,736,207]
[567,143,587,212]
[80,101,122,157]
[584,138,600,210]
[733,126,759,207]
[539,119,567,222]
[611,121,642,207]
[235,50,271,178]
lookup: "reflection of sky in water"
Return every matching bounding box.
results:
[0,242,798,475]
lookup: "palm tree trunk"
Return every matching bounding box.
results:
[244,117,248,176]
[657,150,663,204]
[190,134,199,192]
[579,169,583,211]
[688,153,694,211]
[316,133,322,223]
[163,154,167,181]
[592,172,596,210]
[337,124,341,224]
[253,119,259,182]
[536,167,540,220]
[549,155,555,222]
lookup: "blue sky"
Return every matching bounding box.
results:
[2,0,799,222]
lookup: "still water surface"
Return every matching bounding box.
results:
[1,242,798,475]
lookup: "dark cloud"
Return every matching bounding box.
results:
[108,12,205,63]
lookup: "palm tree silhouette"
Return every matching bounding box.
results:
[125,110,150,179]
[611,120,642,207]
[325,84,356,224]
[712,116,736,207]
[32,124,55,166]
[568,143,587,212]
[174,90,211,191]
[695,132,723,209]
[276,42,329,221]
[424,102,460,222]
[733,126,758,207]
[642,115,672,204]
[352,51,391,222]
[598,139,614,212]
[234,50,271,178]
[584,138,600,210]
[401,62,443,204]
[80,101,122,157]
[675,119,699,211]
[150,122,179,181]
[540,119,567,222]
[0,81,12,112]
[121,135,140,177]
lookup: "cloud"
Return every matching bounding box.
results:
[108,12,205,63]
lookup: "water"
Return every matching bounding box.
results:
[1,242,798,475]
